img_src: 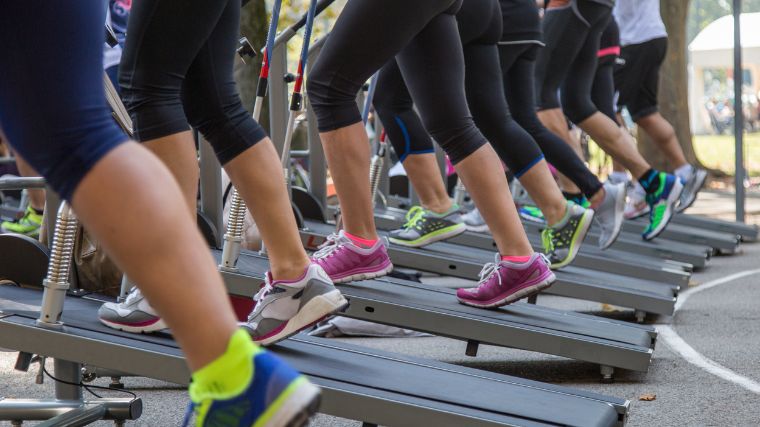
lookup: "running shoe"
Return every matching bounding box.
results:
[243,263,348,346]
[456,253,555,308]
[594,181,626,250]
[185,344,320,427]
[564,194,591,209]
[642,172,684,241]
[98,287,167,333]
[1,205,43,238]
[676,168,707,212]
[389,205,466,248]
[518,205,546,224]
[312,230,393,283]
[541,202,594,269]
[462,207,488,233]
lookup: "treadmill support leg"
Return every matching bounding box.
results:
[527,294,538,305]
[361,423,378,427]
[634,310,647,323]
[600,365,615,384]
[465,340,480,357]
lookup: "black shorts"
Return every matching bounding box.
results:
[614,36,667,121]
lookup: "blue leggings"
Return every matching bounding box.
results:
[0,1,127,201]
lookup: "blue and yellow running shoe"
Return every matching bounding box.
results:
[642,172,683,241]
[184,330,320,427]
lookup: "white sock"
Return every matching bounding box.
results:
[674,164,694,183]
[608,171,630,185]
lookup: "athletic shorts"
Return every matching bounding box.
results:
[614,36,667,121]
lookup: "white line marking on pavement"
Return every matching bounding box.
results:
[658,268,760,395]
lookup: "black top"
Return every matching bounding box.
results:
[499,0,542,43]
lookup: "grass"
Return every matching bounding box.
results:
[693,132,760,176]
[586,131,760,178]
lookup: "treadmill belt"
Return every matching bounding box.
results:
[0,285,626,427]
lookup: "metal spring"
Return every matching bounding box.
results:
[225,188,246,239]
[45,203,78,284]
[369,156,383,203]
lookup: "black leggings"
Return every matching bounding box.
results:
[119,0,267,165]
[500,43,603,197]
[590,56,616,122]
[373,0,543,177]
[534,0,611,124]
[307,0,489,165]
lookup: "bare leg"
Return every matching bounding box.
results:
[577,112,650,178]
[12,153,45,211]
[402,153,452,214]
[142,131,200,215]
[518,160,566,225]
[636,112,688,170]
[224,140,310,280]
[72,142,237,371]
[455,145,533,256]
[320,122,378,240]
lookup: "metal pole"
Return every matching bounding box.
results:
[733,0,745,223]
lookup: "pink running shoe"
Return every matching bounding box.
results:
[312,230,394,283]
[456,253,555,308]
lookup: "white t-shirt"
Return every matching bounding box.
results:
[613,0,668,46]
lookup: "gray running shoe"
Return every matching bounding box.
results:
[243,263,348,346]
[98,288,167,333]
[594,181,626,250]
[463,206,489,233]
[677,168,707,213]
[541,202,594,269]
[389,205,466,248]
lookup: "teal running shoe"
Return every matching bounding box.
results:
[541,202,594,269]
[518,205,546,224]
[642,173,684,241]
[184,344,320,427]
[389,205,466,248]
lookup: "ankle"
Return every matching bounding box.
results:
[344,230,378,248]
[589,188,605,209]
[501,254,533,263]
[270,257,311,282]
[543,203,567,227]
[423,199,454,215]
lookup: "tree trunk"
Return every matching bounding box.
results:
[236,2,270,130]
[637,0,705,171]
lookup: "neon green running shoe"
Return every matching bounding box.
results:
[1,205,42,238]
[642,172,683,241]
[541,202,594,269]
[389,205,466,248]
[184,331,320,427]
[518,205,546,224]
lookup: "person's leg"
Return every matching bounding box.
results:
[396,13,532,258]
[0,5,319,423]
[635,113,686,169]
[373,60,452,214]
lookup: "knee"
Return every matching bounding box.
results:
[562,93,596,124]
[306,60,363,132]
[425,118,486,164]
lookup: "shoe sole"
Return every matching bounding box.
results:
[332,262,394,284]
[465,224,489,233]
[98,316,168,334]
[643,179,684,241]
[552,209,594,269]
[255,290,349,346]
[457,273,556,309]
[676,170,707,213]
[599,184,627,250]
[389,224,467,248]
[265,377,322,427]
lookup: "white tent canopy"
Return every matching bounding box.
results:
[689,13,760,67]
[689,13,760,134]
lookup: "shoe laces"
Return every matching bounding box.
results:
[403,206,426,230]
[313,233,343,259]
[123,287,142,306]
[541,228,555,253]
[478,254,504,286]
